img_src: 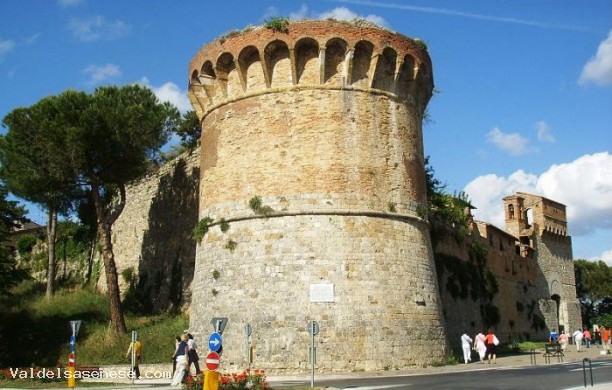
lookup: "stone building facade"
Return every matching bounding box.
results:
[103,20,582,374]
[435,193,581,345]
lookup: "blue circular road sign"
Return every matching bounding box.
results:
[208,332,222,352]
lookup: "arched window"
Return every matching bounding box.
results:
[508,204,515,219]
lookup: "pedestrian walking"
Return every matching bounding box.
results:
[484,329,499,364]
[474,331,487,364]
[460,331,473,364]
[583,328,591,348]
[125,335,143,380]
[573,329,584,352]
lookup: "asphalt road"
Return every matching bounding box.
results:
[272,360,612,390]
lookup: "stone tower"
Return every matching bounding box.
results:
[503,192,582,334]
[186,20,447,372]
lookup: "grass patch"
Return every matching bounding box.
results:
[0,280,188,368]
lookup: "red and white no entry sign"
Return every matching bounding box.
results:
[205,351,220,371]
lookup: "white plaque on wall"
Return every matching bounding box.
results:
[309,283,334,302]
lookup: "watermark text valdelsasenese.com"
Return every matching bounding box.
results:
[7,368,172,380]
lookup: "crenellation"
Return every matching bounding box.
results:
[189,21,433,121]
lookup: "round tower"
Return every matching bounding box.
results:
[187,19,447,372]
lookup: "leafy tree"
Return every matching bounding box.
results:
[0,91,85,298]
[0,182,29,295]
[176,110,201,149]
[2,85,179,334]
[65,85,180,333]
[574,259,612,326]
[425,156,473,241]
[160,110,202,162]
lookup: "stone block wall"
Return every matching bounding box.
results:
[433,229,549,345]
[190,214,446,372]
[98,150,200,313]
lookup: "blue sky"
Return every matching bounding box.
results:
[1,0,611,264]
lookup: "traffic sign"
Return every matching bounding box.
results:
[70,320,82,337]
[208,332,222,352]
[309,321,319,335]
[205,351,220,371]
[69,335,76,352]
[211,317,228,334]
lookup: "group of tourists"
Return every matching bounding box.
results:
[124,331,201,385]
[460,324,611,365]
[171,333,201,386]
[551,325,611,353]
[460,329,500,364]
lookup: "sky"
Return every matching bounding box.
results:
[1,0,611,265]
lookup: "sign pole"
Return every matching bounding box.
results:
[245,323,252,368]
[311,327,315,387]
[131,330,137,384]
[309,320,318,388]
[67,320,81,388]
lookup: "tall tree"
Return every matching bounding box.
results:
[574,259,612,326]
[0,182,28,295]
[66,85,179,333]
[0,92,84,297]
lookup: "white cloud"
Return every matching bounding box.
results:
[464,152,612,239]
[579,30,612,86]
[139,78,191,114]
[289,5,388,28]
[58,0,84,6]
[263,6,279,20]
[536,121,555,142]
[82,64,121,85]
[464,170,537,228]
[593,249,612,266]
[289,5,309,20]
[0,39,16,58]
[23,33,41,46]
[536,152,612,235]
[486,127,530,155]
[69,16,131,42]
[329,0,585,31]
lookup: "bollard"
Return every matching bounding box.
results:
[67,352,75,388]
[530,349,537,365]
[582,358,593,387]
[204,370,220,390]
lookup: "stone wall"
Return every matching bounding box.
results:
[433,227,549,346]
[98,150,200,313]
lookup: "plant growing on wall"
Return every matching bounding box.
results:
[219,218,230,233]
[224,240,237,253]
[264,17,289,33]
[193,217,214,242]
[249,196,274,216]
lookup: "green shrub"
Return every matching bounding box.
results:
[249,196,274,216]
[264,17,289,33]
[16,234,38,256]
[193,217,214,242]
